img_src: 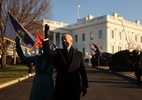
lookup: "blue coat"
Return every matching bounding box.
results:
[16,47,54,100]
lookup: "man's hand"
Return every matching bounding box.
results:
[44,24,49,38]
[80,88,87,97]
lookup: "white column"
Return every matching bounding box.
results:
[59,33,62,48]
[53,32,56,44]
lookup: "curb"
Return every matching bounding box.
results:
[0,73,35,89]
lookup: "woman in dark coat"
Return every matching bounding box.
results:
[15,36,54,100]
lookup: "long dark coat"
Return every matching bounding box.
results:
[132,51,142,76]
[16,46,54,100]
[42,40,88,100]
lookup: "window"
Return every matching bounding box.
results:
[90,32,94,40]
[75,48,78,50]
[111,30,114,39]
[82,33,85,41]
[82,47,85,56]
[118,46,121,51]
[99,30,103,39]
[100,46,103,51]
[135,35,137,41]
[119,32,121,40]
[75,35,78,42]
[112,46,114,53]
[140,36,142,43]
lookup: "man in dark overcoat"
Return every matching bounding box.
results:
[132,51,142,84]
[42,25,88,100]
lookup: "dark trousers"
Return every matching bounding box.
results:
[28,66,32,73]
[136,76,141,83]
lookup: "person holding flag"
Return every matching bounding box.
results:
[15,36,55,100]
[90,43,100,68]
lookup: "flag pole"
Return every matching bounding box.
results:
[77,2,80,19]
[77,5,80,19]
[121,20,137,52]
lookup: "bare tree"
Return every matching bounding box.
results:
[0,0,52,67]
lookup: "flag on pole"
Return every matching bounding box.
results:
[90,43,100,56]
[89,43,106,60]
[122,21,137,52]
[78,4,81,8]
[35,32,43,48]
[125,32,137,52]
[4,11,37,50]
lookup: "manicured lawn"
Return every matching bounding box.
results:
[0,64,35,85]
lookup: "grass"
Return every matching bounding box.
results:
[0,64,35,85]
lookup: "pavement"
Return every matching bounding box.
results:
[98,66,137,84]
[0,64,137,89]
[1,64,142,100]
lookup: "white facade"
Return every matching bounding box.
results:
[43,12,142,55]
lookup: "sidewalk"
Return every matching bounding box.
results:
[0,73,35,89]
[99,66,135,78]
[86,63,136,83]
[98,66,137,84]
[87,64,135,78]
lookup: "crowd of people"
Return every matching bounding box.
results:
[15,24,88,100]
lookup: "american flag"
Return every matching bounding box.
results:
[90,43,100,56]
[122,21,137,52]
[78,4,80,8]
[90,43,106,60]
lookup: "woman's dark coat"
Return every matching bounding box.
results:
[16,46,54,100]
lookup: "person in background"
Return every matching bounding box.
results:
[131,51,142,84]
[42,24,88,100]
[15,36,55,100]
[27,53,33,77]
[91,54,99,68]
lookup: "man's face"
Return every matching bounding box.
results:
[62,34,72,49]
[62,35,71,43]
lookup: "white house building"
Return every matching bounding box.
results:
[43,12,142,55]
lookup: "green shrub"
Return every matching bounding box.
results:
[109,50,135,71]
